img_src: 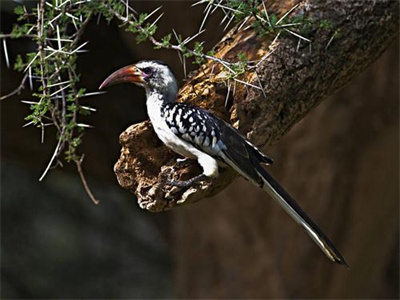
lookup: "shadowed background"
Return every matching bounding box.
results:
[1,1,398,299]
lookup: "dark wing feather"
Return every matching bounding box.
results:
[215,118,266,186]
[162,102,273,182]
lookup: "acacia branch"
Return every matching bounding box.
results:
[0,73,29,100]
[114,0,399,212]
[76,155,100,205]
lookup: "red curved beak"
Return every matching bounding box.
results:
[99,64,144,90]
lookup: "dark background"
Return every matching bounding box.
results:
[1,1,399,299]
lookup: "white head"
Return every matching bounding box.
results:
[99,60,178,103]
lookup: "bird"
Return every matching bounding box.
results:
[99,60,348,268]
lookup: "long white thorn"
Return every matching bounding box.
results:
[183,57,187,78]
[22,120,35,127]
[143,6,162,22]
[255,48,277,68]
[80,105,97,112]
[183,29,206,45]
[199,2,212,33]
[97,12,102,25]
[123,0,137,15]
[47,37,73,42]
[70,41,89,54]
[325,32,336,50]
[237,16,250,32]
[255,71,267,98]
[47,80,71,88]
[191,0,208,7]
[212,3,242,14]
[233,78,263,90]
[73,0,91,5]
[56,25,62,50]
[270,31,281,46]
[276,3,300,25]
[77,123,93,128]
[219,13,229,26]
[48,13,63,27]
[49,84,71,97]
[58,0,71,9]
[172,28,179,42]
[284,29,311,42]
[3,39,10,68]
[21,100,39,105]
[41,122,45,143]
[151,13,164,27]
[297,38,301,52]
[224,14,235,31]
[224,80,231,108]
[71,17,78,30]
[177,49,183,64]
[125,0,129,21]
[28,67,33,90]
[209,64,215,80]
[211,0,224,14]
[39,137,63,181]
[80,91,106,97]
[262,0,271,27]
[24,52,40,72]
[66,12,80,20]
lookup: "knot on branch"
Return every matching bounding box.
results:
[114,122,237,212]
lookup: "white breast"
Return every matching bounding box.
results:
[146,95,197,159]
[146,94,219,178]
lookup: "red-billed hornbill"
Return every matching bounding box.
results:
[99,60,348,267]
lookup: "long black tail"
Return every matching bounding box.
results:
[256,165,348,267]
[216,119,348,267]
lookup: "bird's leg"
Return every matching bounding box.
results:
[167,174,208,188]
[175,157,193,168]
[166,158,210,187]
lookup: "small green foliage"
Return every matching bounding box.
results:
[226,52,248,79]
[13,5,24,16]
[123,11,159,44]
[206,50,215,56]
[269,14,278,27]
[155,33,172,49]
[319,19,333,30]
[3,1,100,177]
[136,23,157,44]
[14,54,24,71]
[10,23,29,38]
[193,41,205,65]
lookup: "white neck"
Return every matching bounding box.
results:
[146,92,165,121]
[145,82,177,104]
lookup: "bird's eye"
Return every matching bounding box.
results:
[142,67,153,75]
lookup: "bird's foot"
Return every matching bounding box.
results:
[167,174,207,188]
[165,158,211,188]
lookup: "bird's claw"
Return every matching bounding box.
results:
[163,158,210,189]
[166,174,207,188]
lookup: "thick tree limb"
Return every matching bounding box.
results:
[114,0,398,212]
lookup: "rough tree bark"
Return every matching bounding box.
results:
[114,0,398,212]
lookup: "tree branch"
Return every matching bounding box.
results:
[114,0,399,212]
[0,73,29,101]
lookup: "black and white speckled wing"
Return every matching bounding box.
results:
[162,102,273,184]
[162,103,224,155]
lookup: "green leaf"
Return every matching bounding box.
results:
[270,14,278,27]
[14,5,24,15]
